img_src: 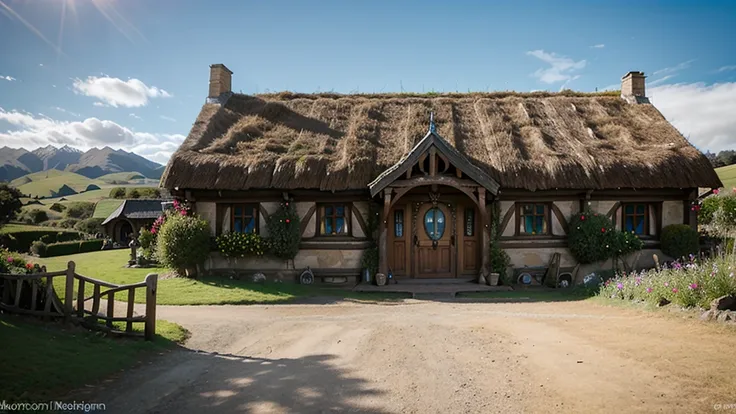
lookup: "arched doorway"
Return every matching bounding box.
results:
[112,220,134,244]
[386,187,481,279]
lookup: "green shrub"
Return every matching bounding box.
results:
[109,187,126,199]
[0,230,82,253]
[126,188,141,199]
[57,218,80,229]
[490,244,511,284]
[44,240,104,257]
[0,248,40,274]
[138,228,156,260]
[698,196,721,226]
[19,208,49,224]
[660,224,700,259]
[266,201,301,260]
[74,218,104,235]
[216,232,267,258]
[0,183,23,226]
[49,203,66,213]
[156,213,211,276]
[30,240,47,257]
[568,210,643,264]
[64,202,95,219]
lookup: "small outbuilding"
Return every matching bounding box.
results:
[102,199,167,244]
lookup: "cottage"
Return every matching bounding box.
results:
[102,199,168,244]
[160,64,722,283]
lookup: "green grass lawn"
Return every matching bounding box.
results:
[34,249,408,305]
[0,315,187,402]
[716,164,736,190]
[0,223,78,234]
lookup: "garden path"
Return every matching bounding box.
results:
[81,298,736,413]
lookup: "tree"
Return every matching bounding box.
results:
[0,183,23,227]
[717,150,736,167]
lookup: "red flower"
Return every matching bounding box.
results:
[26,263,33,270]
[601,228,606,233]
[285,219,290,223]
[713,189,720,195]
[580,215,585,221]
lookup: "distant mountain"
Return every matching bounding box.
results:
[32,145,82,171]
[0,145,163,182]
[66,147,163,179]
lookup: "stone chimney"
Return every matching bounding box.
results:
[208,64,233,98]
[621,71,648,104]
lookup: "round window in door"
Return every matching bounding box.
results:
[424,207,446,240]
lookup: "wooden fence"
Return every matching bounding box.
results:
[0,261,157,340]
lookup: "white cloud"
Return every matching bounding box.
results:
[1,75,16,81]
[716,65,736,73]
[72,76,171,108]
[52,106,81,117]
[526,50,586,84]
[129,113,142,120]
[649,75,674,86]
[649,82,736,152]
[0,108,183,162]
[598,83,620,92]
[652,60,694,77]
[591,44,605,49]
[130,136,185,164]
[159,115,176,122]
[93,102,107,107]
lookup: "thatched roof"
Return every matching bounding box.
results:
[161,92,722,192]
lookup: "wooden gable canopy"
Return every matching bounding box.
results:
[368,129,501,198]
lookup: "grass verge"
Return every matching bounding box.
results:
[33,249,409,305]
[0,315,188,402]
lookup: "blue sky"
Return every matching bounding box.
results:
[1,0,735,164]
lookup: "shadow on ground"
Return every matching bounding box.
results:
[79,350,388,414]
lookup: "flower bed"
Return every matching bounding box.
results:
[598,255,736,309]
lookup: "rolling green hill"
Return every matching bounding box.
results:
[14,170,105,198]
[98,171,146,183]
[716,164,736,190]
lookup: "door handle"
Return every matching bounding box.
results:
[450,235,455,246]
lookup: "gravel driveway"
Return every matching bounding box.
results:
[85,298,736,413]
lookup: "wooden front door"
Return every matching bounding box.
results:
[415,203,455,278]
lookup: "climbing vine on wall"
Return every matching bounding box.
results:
[360,203,380,277]
[266,200,301,260]
[489,201,512,284]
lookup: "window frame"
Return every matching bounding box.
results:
[464,207,475,237]
[394,209,405,238]
[317,203,351,236]
[230,203,259,234]
[622,202,650,236]
[515,202,551,236]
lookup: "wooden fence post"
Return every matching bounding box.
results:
[144,273,158,341]
[64,261,76,323]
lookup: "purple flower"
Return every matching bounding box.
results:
[7,257,13,263]
[688,283,698,290]
[664,282,669,287]
[646,287,653,293]
[616,283,624,290]
[672,288,679,293]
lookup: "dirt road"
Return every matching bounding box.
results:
[87,298,736,413]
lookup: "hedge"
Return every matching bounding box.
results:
[0,230,84,253]
[42,239,105,257]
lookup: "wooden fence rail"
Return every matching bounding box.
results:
[0,261,157,340]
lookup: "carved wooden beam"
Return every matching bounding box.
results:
[550,203,570,235]
[299,204,317,236]
[499,204,515,236]
[352,203,368,237]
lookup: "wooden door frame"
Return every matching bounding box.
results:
[413,201,456,278]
